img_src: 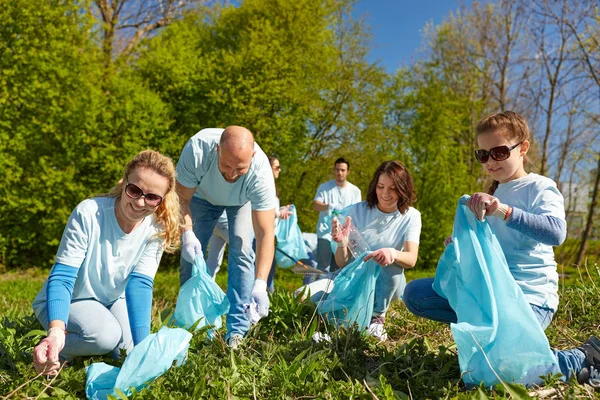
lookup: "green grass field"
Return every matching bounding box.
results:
[1,264,599,399]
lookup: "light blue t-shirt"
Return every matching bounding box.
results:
[345,201,421,268]
[176,128,276,210]
[488,173,565,311]
[32,197,164,315]
[314,180,361,239]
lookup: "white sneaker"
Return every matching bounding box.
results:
[589,366,600,389]
[367,322,388,342]
[227,334,244,350]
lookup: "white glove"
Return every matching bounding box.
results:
[250,279,269,320]
[33,327,66,375]
[181,230,202,263]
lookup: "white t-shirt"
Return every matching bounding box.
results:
[33,197,164,315]
[488,173,565,311]
[176,128,276,210]
[314,180,361,239]
[345,201,421,268]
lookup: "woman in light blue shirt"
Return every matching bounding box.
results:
[32,150,181,376]
[328,160,422,341]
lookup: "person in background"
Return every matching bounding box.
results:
[176,126,276,349]
[206,211,229,278]
[402,110,599,387]
[309,157,361,283]
[32,150,181,375]
[267,156,292,292]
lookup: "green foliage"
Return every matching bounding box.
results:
[134,0,388,234]
[385,65,482,268]
[0,0,175,268]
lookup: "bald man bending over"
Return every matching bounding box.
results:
[176,126,276,348]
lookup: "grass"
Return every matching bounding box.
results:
[1,264,599,399]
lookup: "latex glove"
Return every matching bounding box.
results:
[466,193,511,221]
[181,230,202,263]
[279,205,292,220]
[444,235,453,247]
[33,327,66,375]
[363,248,396,267]
[331,216,351,246]
[250,279,269,319]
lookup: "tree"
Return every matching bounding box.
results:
[134,0,388,232]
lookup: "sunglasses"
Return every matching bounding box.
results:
[474,142,523,163]
[124,182,164,206]
[272,166,281,171]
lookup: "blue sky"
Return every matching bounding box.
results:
[352,0,471,72]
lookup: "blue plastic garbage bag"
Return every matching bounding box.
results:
[173,256,229,332]
[275,205,309,268]
[317,254,380,329]
[85,327,192,400]
[433,195,560,387]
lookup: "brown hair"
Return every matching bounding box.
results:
[476,111,531,195]
[102,150,181,253]
[268,155,280,198]
[366,161,416,214]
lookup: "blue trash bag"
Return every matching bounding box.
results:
[275,205,309,268]
[173,256,229,332]
[85,327,192,400]
[317,254,381,329]
[433,195,560,387]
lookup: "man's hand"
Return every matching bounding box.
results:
[181,230,202,263]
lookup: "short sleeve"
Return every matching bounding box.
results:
[354,187,362,203]
[132,237,164,279]
[531,181,565,221]
[404,209,422,244]
[176,138,204,189]
[314,183,326,202]
[249,176,276,211]
[54,202,91,268]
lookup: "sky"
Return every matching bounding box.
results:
[352,0,472,73]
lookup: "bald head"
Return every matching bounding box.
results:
[217,126,256,183]
[220,126,254,153]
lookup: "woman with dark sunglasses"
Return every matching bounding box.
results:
[403,111,600,387]
[31,150,181,376]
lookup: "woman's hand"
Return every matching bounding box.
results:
[363,248,396,267]
[33,327,66,375]
[279,205,292,220]
[331,216,351,246]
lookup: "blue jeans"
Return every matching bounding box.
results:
[373,264,406,316]
[403,278,586,380]
[206,217,229,278]
[180,197,255,339]
[36,298,132,361]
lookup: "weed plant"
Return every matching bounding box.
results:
[1,265,599,399]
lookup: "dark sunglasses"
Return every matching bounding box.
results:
[474,142,523,163]
[124,182,163,206]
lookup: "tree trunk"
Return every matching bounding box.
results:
[575,151,600,266]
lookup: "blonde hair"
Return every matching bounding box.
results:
[476,111,531,195]
[103,150,181,253]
